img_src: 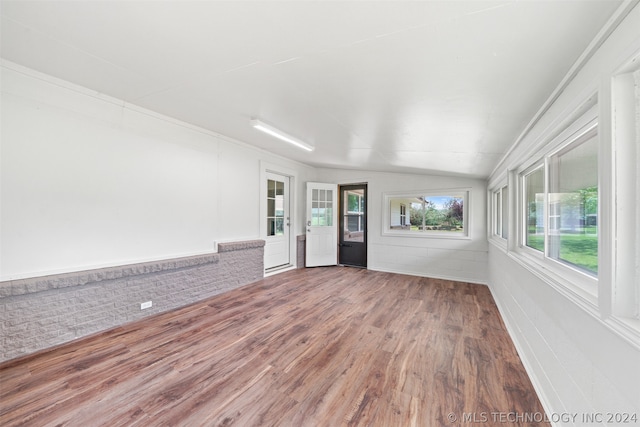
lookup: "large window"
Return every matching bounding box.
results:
[519,119,598,284]
[384,190,469,238]
[548,128,598,275]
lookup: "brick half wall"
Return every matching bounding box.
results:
[0,240,265,363]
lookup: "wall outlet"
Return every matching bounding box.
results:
[140,301,152,310]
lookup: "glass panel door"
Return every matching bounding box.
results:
[265,173,290,270]
[339,184,367,268]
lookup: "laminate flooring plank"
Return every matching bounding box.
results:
[0,267,549,426]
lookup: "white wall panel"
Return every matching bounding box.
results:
[0,63,313,280]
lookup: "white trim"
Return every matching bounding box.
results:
[370,266,488,286]
[608,47,640,342]
[488,184,509,250]
[487,284,559,427]
[264,264,296,277]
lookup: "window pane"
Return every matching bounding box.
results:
[267,218,275,236]
[501,187,508,239]
[387,194,465,234]
[548,131,598,274]
[267,199,275,217]
[525,168,544,251]
[268,180,276,198]
[495,191,501,235]
[275,195,284,217]
[275,181,284,196]
[325,207,333,226]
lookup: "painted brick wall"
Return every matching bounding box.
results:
[0,240,264,363]
[297,235,306,268]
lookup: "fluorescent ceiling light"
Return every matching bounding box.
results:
[251,119,314,152]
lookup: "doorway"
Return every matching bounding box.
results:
[264,172,291,271]
[305,182,338,267]
[339,184,367,268]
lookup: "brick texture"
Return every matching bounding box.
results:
[297,235,306,268]
[0,240,265,363]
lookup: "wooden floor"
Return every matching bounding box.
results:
[0,267,549,426]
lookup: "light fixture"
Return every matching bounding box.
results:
[250,119,314,152]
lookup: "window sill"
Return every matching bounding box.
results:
[488,236,508,252]
[606,316,640,351]
[382,230,470,240]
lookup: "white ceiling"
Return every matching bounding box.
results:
[0,0,623,178]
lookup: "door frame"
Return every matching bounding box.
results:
[305,182,339,267]
[260,161,298,275]
[339,183,368,268]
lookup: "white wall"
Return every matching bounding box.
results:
[315,168,488,284]
[487,3,640,423]
[0,62,314,280]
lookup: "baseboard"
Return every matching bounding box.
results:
[487,282,560,427]
[369,266,488,286]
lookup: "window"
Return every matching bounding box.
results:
[501,187,509,239]
[267,178,285,236]
[493,185,508,239]
[548,129,598,275]
[346,190,365,233]
[311,188,333,226]
[523,166,545,252]
[494,190,501,235]
[384,190,469,238]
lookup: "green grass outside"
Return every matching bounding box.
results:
[526,234,544,251]
[526,233,597,274]
[559,234,598,273]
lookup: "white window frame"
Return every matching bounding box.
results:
[488,169,510,251]
[514,107,599,310]
[493,189,502,237]
[382,189,470,239]
[492,185,509,240]
[520,163,545,257]
[608,51,640,341]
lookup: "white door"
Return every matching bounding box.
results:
[306,182,338,267]
[264,173,290,270]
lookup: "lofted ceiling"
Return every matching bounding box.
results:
[0,0,623,178]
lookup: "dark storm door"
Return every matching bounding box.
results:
[339,184,367,267]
